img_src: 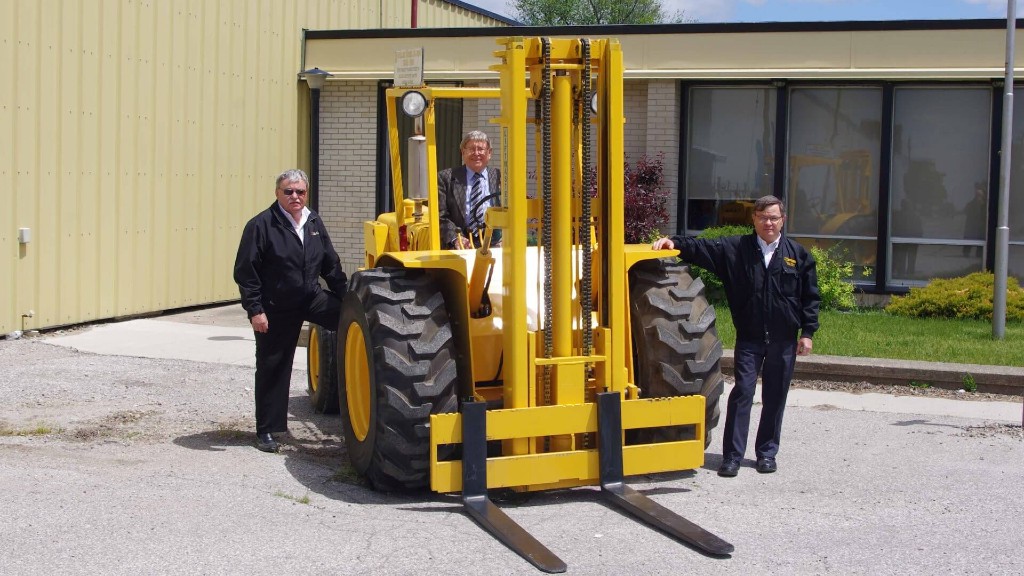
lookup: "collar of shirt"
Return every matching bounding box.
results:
[464,166,489,185]
[277,203,311,243]
[755,234,781,268]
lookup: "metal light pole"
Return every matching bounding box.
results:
[299,67,332,212]
[994,2,1016,340]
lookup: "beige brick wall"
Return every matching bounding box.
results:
[319,80,379,275]
[623,80,682,235]
[623,81,648,164]
[645,80,681,234]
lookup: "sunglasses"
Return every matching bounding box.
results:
[280,188,307,197]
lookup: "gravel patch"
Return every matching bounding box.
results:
[790,378,1017,403]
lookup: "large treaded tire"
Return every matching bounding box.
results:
[337,268,459,492]
[629,258,724,448]
[307,324,339,414]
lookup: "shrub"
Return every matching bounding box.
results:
[687,225,753,298]
[623,154,670,243]
[962,373,977,393]
[885,272,1024,321]
[810,245,858,311]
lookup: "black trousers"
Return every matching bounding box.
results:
[722,338,797,462]
[253,290,341,434]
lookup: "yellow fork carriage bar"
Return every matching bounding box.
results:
[430,396,707,492]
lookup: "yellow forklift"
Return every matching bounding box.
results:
[310,37,731,572]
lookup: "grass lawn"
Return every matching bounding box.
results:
[712,304,1024,367]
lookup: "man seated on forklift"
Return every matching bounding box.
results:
[437,130,502,249]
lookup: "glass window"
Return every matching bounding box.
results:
[889,87,992,285]
[786,87,882,282]
[1008,83,1024,281]
[685,86,776,232]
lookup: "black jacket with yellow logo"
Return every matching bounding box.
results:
[667,233,820,344]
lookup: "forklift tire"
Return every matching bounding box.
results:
[306,323,340,414]
[338,268,459,492]
[629,258,725,448]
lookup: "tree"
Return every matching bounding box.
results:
[510,0,684,26]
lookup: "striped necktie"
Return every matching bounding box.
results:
[467,172,485,230]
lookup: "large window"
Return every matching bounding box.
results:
[1008,84,1024,281]
[680,81,1014,291]
[786,87,882,282]
[685,86,776,233]
[890,87,992,284]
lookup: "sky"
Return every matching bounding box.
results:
[469,0,1018,23]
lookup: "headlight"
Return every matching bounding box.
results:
[401,91,427,118]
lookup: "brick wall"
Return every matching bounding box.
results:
[645,81,681,234]
[623,81,648,164]
[319,81,379,274]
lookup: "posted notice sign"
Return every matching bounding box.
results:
[394,48,424,88]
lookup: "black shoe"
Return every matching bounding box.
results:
[256,432,279,453]
[756,457,777,474]
[718,459,740,477]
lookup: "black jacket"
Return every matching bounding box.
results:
[234,202,347,318]
[437,165,502,248]
[668,233,820,344]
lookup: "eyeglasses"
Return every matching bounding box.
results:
[463,145,490,154]
[756,216,783,224]
[280,188,307,197]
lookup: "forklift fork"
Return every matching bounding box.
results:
[459,395,733,573]
[461,401,567,573]
[596,392,734,557]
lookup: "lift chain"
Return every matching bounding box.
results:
[580,38,593,358]
[541,38,553,409]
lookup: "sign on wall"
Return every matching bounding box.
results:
[394,48,424,88]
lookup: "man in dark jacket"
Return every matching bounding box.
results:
[234,169,347,453]
[652,195,820,477]
[437,131,502,249]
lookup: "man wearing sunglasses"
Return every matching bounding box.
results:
[234,169,348,453]
[652,195,820,478]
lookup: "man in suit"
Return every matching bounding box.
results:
[652,195,820,477]
[437,130,502,249]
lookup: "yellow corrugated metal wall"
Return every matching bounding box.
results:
[0,0,506,333]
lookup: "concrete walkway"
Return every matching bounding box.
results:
[40,304,1024,424]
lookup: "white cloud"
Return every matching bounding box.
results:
[961,0,1018,13]
[665,0,741,21]
[464,0,514,18]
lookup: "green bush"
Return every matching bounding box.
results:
[810,245,858,311]
[885,272,1024,321]
[688,225,753,298]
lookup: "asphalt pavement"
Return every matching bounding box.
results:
[1,302,1021,576]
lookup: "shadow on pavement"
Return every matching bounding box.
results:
[173,429,253,452]
[892,418,962,429]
